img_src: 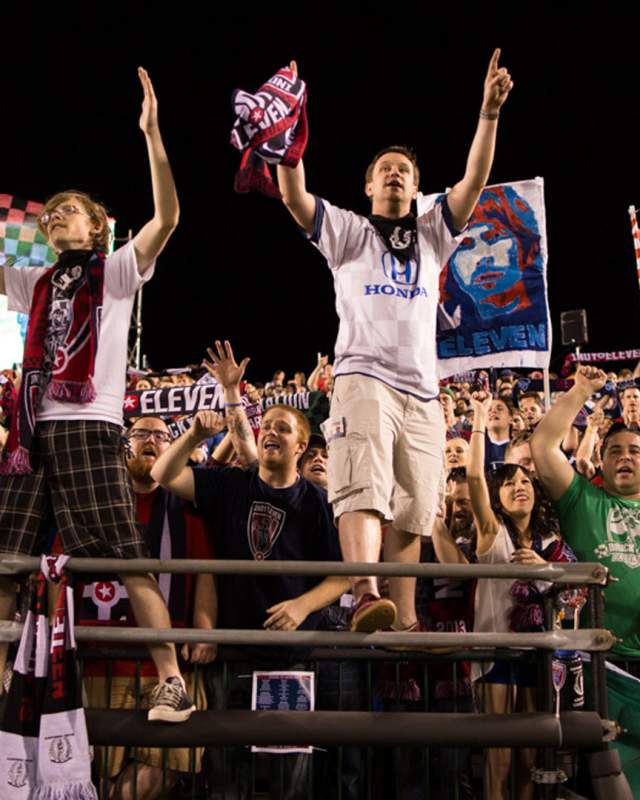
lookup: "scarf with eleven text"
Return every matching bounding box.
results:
[230,65,308,198]
[0,250,104,475]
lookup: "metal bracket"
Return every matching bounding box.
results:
[532,768,568,785]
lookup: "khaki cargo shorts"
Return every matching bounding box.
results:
[323,374,445,535]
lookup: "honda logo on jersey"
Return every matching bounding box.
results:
[247,501,286,560]
[381,251,419,285]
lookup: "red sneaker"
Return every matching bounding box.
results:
[350,593,397,632]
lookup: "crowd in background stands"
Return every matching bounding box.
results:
[1,355,640,799]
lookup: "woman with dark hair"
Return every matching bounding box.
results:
[467,393,575,800]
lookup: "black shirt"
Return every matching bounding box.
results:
[193,466,341,633]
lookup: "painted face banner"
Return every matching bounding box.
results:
[419,178,550,377]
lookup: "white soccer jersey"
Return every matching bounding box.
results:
[311,196,464,399]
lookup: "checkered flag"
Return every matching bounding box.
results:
[0,193,57,266]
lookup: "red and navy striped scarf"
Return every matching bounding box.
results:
[0,250,104,475]
[231,65,308,198]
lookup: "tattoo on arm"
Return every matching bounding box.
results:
[228,416,251,441]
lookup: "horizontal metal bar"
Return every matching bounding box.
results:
[86,709,606,749]
[0,622,615,650]
[77,645,543,663]
[0,554,608,584]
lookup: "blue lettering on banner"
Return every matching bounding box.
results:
[438,323,547,358]
[364,284,428,299]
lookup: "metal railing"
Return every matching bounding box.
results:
[0,555,622,799]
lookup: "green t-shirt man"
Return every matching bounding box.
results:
[554,473,640,658]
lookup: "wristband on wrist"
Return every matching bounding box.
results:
[224,402,243,408]
[471,430,485,436]
[479,109,499,121]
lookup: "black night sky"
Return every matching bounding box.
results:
[4,10,639,381]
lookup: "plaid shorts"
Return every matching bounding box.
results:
[0,420,148,558]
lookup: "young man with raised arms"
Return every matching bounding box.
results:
[0,69,193,721]
[276,52,513,632]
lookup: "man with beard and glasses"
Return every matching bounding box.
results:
[0,69,194,722]
[276,52,512,636]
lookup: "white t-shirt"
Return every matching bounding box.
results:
[4,240,154,425]
[311,196,464,400]
[471,524,554,681]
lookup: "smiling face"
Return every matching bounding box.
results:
[498,466,534,519]
[601,430,640,497]
[258,408,308,471]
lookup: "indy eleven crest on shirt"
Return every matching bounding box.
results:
[595,506,640,568]
[247,502,286,560]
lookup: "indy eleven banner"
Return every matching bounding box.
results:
[418,178,551,377]
[123,383,329,435]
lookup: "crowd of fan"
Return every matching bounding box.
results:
[1,356,639,800]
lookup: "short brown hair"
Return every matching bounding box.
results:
[601,423,640,457]
[263,405,311,446]
[519,391,545,410]
[365,146,420,186]
[38,190,112,253]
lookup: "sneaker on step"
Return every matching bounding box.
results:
[148,676,195,723]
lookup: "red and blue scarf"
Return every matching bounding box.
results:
[0,250,104,475]
[231,65,308,198]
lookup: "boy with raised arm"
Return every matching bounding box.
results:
[276,52,513,633]
[0,68,194,722]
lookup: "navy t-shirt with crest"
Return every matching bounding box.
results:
[192,466,341,633]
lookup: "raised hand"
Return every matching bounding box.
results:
[470,391,492,415]
[482,49,513,114]
[203,340,250,390]
[573,365,608,396]
[191,410,226,441]
[586,406,606,434]
[138,66,159,136]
